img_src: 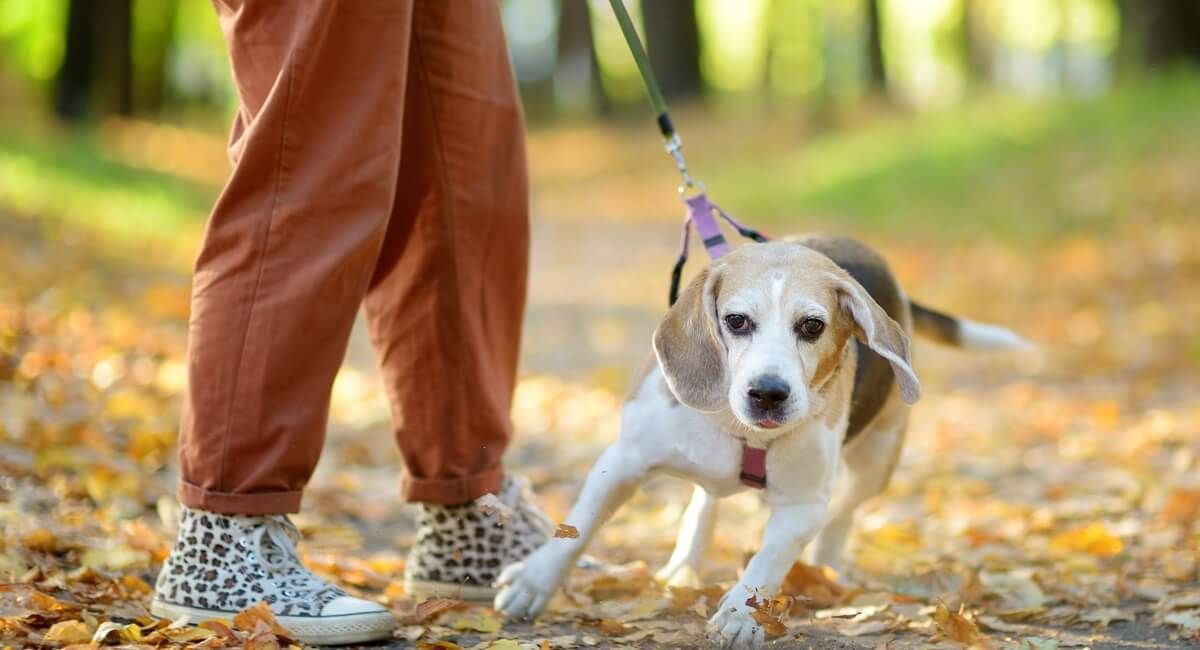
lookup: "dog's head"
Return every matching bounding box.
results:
[653,242,919,435]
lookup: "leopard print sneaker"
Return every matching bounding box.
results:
[151,506,395,645]
[403,475,554,601]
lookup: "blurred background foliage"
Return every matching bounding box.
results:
[0,0,1198,259]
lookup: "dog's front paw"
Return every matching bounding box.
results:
[706,590,766,649]
[493,547,566,620]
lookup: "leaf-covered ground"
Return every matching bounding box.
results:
[2,77,1199,648]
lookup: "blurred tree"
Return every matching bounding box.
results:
[1117,0,1200,67]
[642,0,703,99]
[55,0,132,121]
[132,0,179,114]
[864,0,887,91]
[961,0,990,86]
[555,0,609,114]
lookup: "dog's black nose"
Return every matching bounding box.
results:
[747,375,790,410]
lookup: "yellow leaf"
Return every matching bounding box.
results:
[553,524,580,539]
[43,620,94,644]
[450,611,503,634]
[417,642,464,650]
[488,641,522,650]
[1049,523,1123,557]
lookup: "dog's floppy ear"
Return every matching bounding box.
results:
[830,272,921,404]
[653,267,727,412]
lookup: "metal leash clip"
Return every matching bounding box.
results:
[663,133,706,199]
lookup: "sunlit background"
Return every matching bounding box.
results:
[1,2,1199,645]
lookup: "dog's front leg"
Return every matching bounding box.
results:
[707,500,827,649]
[494,442,647,619]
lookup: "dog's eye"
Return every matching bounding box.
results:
[724,313,753,334]
[796,318,825,341]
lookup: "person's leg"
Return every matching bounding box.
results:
[363,0,529,506]
[177,1,410,516]
[361,1,545,600]
[156,2,411,641]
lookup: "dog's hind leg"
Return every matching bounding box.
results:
[806,416,906,575]
[655,485,719,587]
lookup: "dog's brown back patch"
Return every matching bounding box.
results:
[798,235,905,442]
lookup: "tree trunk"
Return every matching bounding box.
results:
[94,0,134,116]
[1117,0,1200,68]
[864,0,887,91]
[55,0,95,121]
[54,0,134,121]
[961,0,989,86]
[134,0,180,114]
[641,0,703,99]
[556,0,608,114]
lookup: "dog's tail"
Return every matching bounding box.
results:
[910,301,1031,350]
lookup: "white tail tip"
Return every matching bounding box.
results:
[958,319,1034,351]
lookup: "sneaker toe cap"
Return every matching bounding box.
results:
[320,595,390,617]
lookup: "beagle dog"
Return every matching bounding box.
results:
[495,236,1025,648]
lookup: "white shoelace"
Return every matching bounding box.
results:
[250,515,328,597]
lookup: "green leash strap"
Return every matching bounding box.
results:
[608,0,675,138]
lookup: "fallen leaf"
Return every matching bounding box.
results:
[450,611,503,634]
[91,620,125,643]
[1049,523,1123,557]
[1164,609,1200,633]
[417,641,464,650]
[232,601,294,641]
[1079,607,1133,626]
[932,603,990,648]
[554,524,580,539]
[43,620,94,644]
[750,609,788,637]
[837,619,893,636]
[399,598,466,624]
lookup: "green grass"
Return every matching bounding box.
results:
[704,71,1200,240]
[0,123,214,265]
[1,72,1198,260]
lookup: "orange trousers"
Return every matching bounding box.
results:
[177,1,528,514]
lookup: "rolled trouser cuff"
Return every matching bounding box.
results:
[402,467,504,506]
[177,480,303,515]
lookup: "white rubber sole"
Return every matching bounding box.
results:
[150,600,395,646]
[403,577,497,602]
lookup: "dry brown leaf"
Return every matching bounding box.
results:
[398,598,466,624]
[553,524,580,539]
[583,617,630,636]
[932,603,990,648]
[417,641,464,650]
[779,561,850,608]
[22,529,64,553]
[1160,488,1200,525]
[232,601,295,641]
[199,619,240,641]
[750,609,788,638]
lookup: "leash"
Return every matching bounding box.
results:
[609,0,770,490]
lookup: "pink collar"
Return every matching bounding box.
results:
[739,444,768,489]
